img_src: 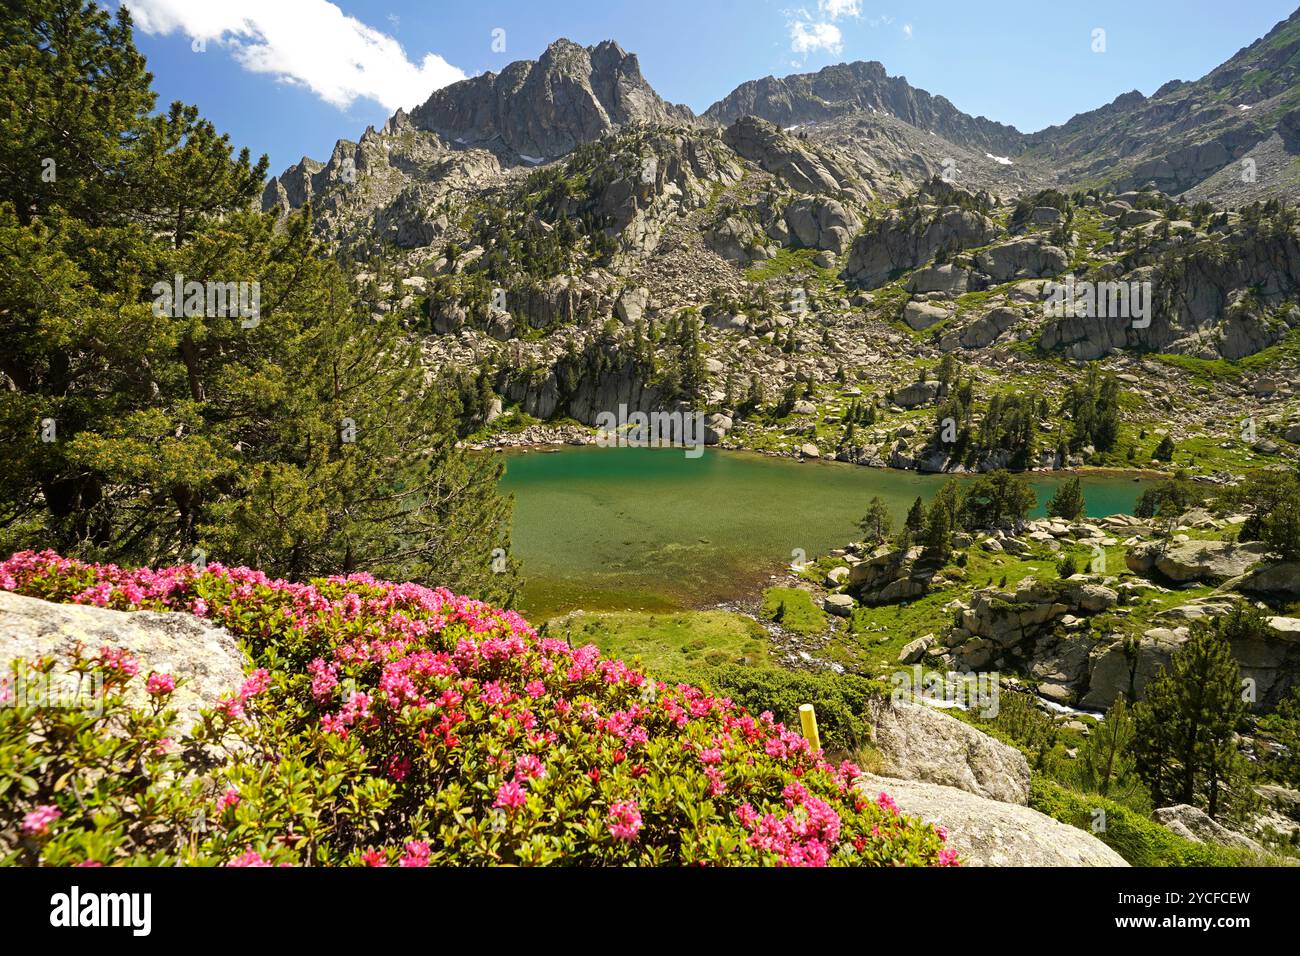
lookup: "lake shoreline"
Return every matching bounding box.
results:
[486,436,1172,483]
[501,444,1156,620]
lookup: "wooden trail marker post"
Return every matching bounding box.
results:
[799,703,821,753]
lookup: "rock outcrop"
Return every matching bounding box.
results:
[975,238,1068,283]
[1080,627,1188,711]
[867,700,1031,805]
[720,116,861,197]
[1236,561,1300,599]
[1152,805,1266,854]
[848,546,936,605]
[938,306,1020,350]
[703,60,1025,156]
[858,774,1129,866]
[0,590,247,733]
[844,205,997,290]
[411,39,693,162]
[1126,539,1269,583]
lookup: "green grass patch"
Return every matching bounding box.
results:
[743,247,834,286]
[760,587,829,635]
[1031,778,1279,866]
[1151,328,1300,387]
[540,609,775,674]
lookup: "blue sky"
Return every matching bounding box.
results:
[119,0,1300,175]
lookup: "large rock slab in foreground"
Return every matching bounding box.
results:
[859,773,1129,867]
[868,700,1031,805]
[0,590,247,732]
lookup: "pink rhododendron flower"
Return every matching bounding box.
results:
[514,754,545,781]
[21,805,60,836]
[146,672,175,696]
[226,849,274,867]
[0,551,957,868]
[98,646,138,678]
[607,801,642,842]
[494,780,527,811]
[239,668,271,700]
[308,658,339,702]
[399,841,430,867]
[706,768,726,796]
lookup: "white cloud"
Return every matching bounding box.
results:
[789,19,844,56]
[902,23,913,39]
[817,0,861,18]
[121,0,466,111]
[786,0,863,58]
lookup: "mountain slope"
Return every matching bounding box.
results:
[1024,9,1300,202]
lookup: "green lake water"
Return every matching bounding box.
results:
[499,446,1148,618]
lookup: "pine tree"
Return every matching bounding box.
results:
[0,1,517,603]
[1132,610,1253,819]
[1062,366,1121,453]
[930,479,965,530]
[1047,476,1086,521]
[903,497,927,536]
[1074,698,1143,803]
[859,497,893,547]
[1258,685,1300,789]
[960,471,1037,530]
[922,504,952,561]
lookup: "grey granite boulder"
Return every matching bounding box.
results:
[867,700,1031,805]
[859,773,1128,866]
[0,590,248,733]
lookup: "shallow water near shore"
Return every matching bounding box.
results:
[500,446,1148,618]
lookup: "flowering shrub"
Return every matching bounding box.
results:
[0,551,957,867]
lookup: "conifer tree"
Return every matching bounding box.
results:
[1047,476,1086,521]
[1132,610,1254,819]
[859,497,893,547]
[0,1,517,603]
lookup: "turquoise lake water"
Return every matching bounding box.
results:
[499,446,1147,617]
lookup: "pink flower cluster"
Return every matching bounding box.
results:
[21,805,61,837]
[97,646,138,679]
[0,551,959,868]
[215,667,271,721]
[146,672,176,696]
[225,848,290,867]
[607,801,642,842]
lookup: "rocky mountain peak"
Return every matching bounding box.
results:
[702,59,1026,156]
[407,37,694,163]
